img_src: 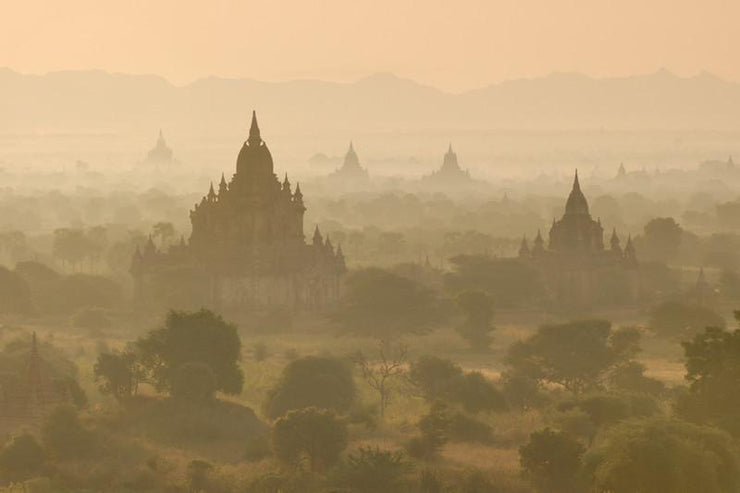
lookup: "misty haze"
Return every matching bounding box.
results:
[1,1,740,492]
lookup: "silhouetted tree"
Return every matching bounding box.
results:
[265,356,356,419]
[649,301,725,339]
[638,217,683,261]
[136,309,243,396]
[272,407,348,473]
[336,268,443,338]
[354,340,407,420]
[334,447,412,493]
[152,221,176,248]
[583,418,740,493]
[93,350,142,401]
[506,321,640,394]
[519,428,585,493]
[0,433,45,482]
[41,405,94,459]
[455,290,495,348]
[677,320,740,435]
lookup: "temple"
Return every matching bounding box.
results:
[132,112,346,310]
[0,333,69,422]
[519,171,638,307]
[329,142,369,180]
[144,130,175,166]
[423,144,473,183]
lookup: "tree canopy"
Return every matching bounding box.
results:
[136,309,243,396]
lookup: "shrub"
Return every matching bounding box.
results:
[41,405,94,459]
[0,434,44,481]
[333,447,413,493]
[272,407,348,473]
[169,361,217,402]
[264,356,356,419]
[583,418,740,493]
[519,428,585,493]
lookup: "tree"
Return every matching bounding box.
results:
[135,309,243,396]
[265,356,356,419]
[678,321,740,435]
[445,255,544,308]
[170,362,217,402]
[583,418,740,493]
[638,217,683,261]
[41,405,94,459]
[334,447,412,493]
[405,402,451,460]
[0,266,33,314]
[272,407,348,473]
[506,320,640,394]
[93,350,143,401]
[408,356,505,413]
[455,290,495,349]
[354,340,407,420]
[0,434,44,482]
[336,268,444,338]
[519,428,585,493]
[649,301,725,339]
[52,228,91,271]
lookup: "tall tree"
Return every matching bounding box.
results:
[135,309,243,396]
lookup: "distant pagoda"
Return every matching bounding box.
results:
[144,130,175,166]
[329,142,369,180]
[424,144,473,183]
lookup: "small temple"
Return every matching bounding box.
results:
[0,333,69,422]
[423,144,473,183]
[329,142,369,180]
[144,130,175,166]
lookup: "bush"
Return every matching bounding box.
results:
[41,405,94,459]
[264,356,356,419]
[519,428,585,493]
[244,433,271,462]
[272,407,348,473]
[583,418,740,493]
[333,447,413,493]
[0,434,44,481]
[169,361,217,402]
[406,402,450,460]
[448,413,495,444]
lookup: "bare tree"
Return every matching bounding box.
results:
[354,339,407,420]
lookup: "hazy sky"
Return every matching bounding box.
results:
[2,0,738,92]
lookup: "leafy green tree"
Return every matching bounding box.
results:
[334,447,412,493]
[455,290,495,348]
[454,371,507,414]
[500,372,548,411]
[583,418,740,493]
[649,301,725,339]
[678,321,740,435]
[265,356,356,419]
[519,428,585,493]
[336,268,444,338]
[272,407,348,473]
[506,321,640,394]
[136,309,243,396]
[0,434,44,482]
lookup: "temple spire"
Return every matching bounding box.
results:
[248,110,261,146]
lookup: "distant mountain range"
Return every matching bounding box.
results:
[2,68,740,138]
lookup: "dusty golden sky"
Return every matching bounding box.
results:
[1,0,738,92]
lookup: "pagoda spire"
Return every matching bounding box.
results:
[312,225,323,246]
[218,173,228,195]
[248,110,261,146]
